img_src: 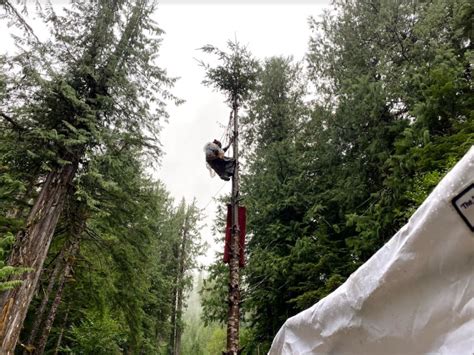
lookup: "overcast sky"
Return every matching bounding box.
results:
[1,1,332,265]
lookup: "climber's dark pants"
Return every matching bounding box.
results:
[208,157,235,181]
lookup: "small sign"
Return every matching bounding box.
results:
[452,183,474,232]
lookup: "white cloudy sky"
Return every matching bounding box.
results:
[1,1,331,265]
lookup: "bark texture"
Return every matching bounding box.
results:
[0,163,76,354]
[35,238,80,354]
[24,247,67,353]
[226,102,240,355]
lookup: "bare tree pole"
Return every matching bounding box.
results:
[200,40,258,355]
[227,96,240,355]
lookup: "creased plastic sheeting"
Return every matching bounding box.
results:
[270,146,474,355]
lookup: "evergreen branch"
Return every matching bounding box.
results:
[1,0,40,44]
[0,111,25,131]
[83,227,109,251]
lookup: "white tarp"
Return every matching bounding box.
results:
[270,146,474,355]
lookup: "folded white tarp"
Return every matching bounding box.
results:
[270,146,474,355]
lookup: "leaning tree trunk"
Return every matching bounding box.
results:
[35,238,80,355]
[23,245,68,354]
[0,162,77,354]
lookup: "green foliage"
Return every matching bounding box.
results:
[182,272,255,355]
[62,168,178,352]
[167,199,204,354]
[201,0,473,351]
[2,1,201,354]
[0,233,29,291]
[1,0,472,353]
[66,309,126,354]
[18,148,205,353]
[200,40,260,106]
[200,262,228,326]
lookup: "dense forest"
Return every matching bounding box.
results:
[0,1,202,353]
[0,0,472,354]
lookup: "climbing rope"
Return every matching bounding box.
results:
[200,181,228,210]
[220,110,233,148]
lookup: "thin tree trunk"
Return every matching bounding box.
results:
[23,245,67,353]
[227,99,240,355]
[35,207,85,355]
[169,213,189,355]
[34,270,67,354]
[174,223,188,355]
[174,291,183,355]
[35,239,79,355]
[168,259,179,355]
[53,306,69,355]
[0,162,77,354]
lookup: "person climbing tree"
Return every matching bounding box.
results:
[204,138,235,181]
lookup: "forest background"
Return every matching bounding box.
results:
[0,0,472,354]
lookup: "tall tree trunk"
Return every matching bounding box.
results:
[0,162,77,354]
[174,223,188,355]
[227,100,241,355]
[168,265,178,355]
[35,238,79,355]
[174,289,183,355]
[169,215,189,355]
[23,246,67,353]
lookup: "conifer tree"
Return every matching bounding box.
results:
[168,199,203,355]
[0,0,177,351]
